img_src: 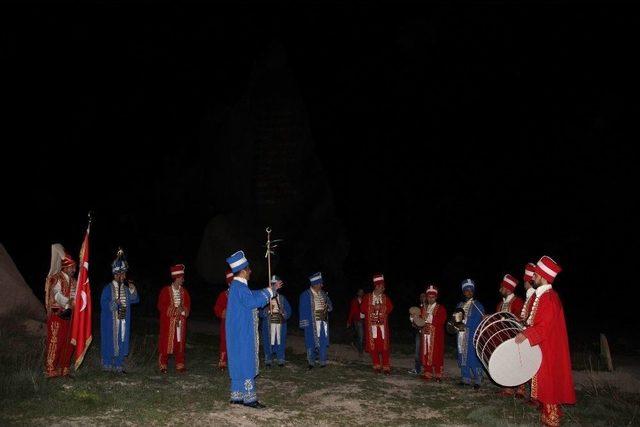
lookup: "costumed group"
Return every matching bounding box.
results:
[45,243,575,426]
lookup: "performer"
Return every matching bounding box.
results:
[44,244,77,378]
[456,279,485,389]
[515,256,576,426]
[100,248,139,373]
[495,273,526,397]
[409,292,427,375]
[420,285,447,382]
[361,273,394,374]
[496,274,524,317]
[157,264,191,373]
[259,275,292,367]
[225,250,280,408]
[520,262,538,404]
[299,272,333,369]
[521,263,537,324]
[346,288,365,356]
[214,268,233,369]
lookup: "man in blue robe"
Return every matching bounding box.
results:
[100,248,139,373]
[299,272,333,369]
[456,278,485,389]
[259,275,292,367]
[226,250,281,408]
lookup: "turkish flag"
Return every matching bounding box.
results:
[70,227,93,370]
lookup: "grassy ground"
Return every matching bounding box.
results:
[1,318,638,426]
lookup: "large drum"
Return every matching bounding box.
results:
[473,311,542,387]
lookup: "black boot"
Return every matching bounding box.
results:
[244,401,266,409]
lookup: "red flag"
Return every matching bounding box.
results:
[71,226,93,370]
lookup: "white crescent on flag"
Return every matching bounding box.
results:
[80,290,88,312]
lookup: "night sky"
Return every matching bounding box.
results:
[3,2,637,342]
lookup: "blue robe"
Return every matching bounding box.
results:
[299,289,333,365]
[259,294,291,365]
[100,281,139,370]
[225,277,272,403]
[456,298,485,385]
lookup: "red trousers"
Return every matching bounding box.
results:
[45,314,74,377]
[159,335,186,371]
[541,403,562,427]
[370,334,390,370]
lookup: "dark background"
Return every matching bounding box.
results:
[2,2,637,345]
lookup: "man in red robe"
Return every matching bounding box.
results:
[496,273,526,397]
[516,256,576,427]
[44,244,77,378]
[361,273,394,374]
[520,262,539,405]
[346,288,365,356]
[157,264,191,373]
[420,285,446,382]
[213,268,233,369]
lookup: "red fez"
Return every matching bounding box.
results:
[373,273,385,287]
[170,264,185,278]
[535,256,562,284]
[225,267,234,285]
[61,252,76,268]
[501,274,518,292]
[524,262,536,282]
[425,284,439,297]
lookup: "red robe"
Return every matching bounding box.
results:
[157,285,191,369]
[420,303,447,372]
[347,297,363,326]
[213,290,228,366]
[361,293,393,353]
[44,272,76,377]
[495,295,525,320]
[523,287,576,405]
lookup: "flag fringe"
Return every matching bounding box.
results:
[74,335,93,371]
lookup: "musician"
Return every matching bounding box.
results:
[496,273,526,397]
[259,275,292,367]
[515,256,576,426]
[361,274,394,374]
[299,272,333,369]
[100,248,139,373]
[496,274,524,318]
[213,268,234,369]
[225,250,279,408]
[520,262,538,404]
[157,264,191,373]
[347,288,365,356]
[521,263,537,324]
[456,279,485,389]
[44,244,77,378]
[420,285,446,382]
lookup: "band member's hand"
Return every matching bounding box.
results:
[221,309,226,319]
[515,332,528,344]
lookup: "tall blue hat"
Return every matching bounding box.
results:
[309,272,323,286]
[226,250,249,273]
[461,278,475,291]
[112,247,129,274]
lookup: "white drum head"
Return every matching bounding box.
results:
[487,338,542,387]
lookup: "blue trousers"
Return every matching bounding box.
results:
[102,354,125,371]
[461,366,483,385]
[307,345,328,365]
[265,343,286,365]
[414,332,422,373]
[230,378,257,404]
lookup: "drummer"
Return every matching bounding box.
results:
[495,273,525,398]
[456,279,485,389]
